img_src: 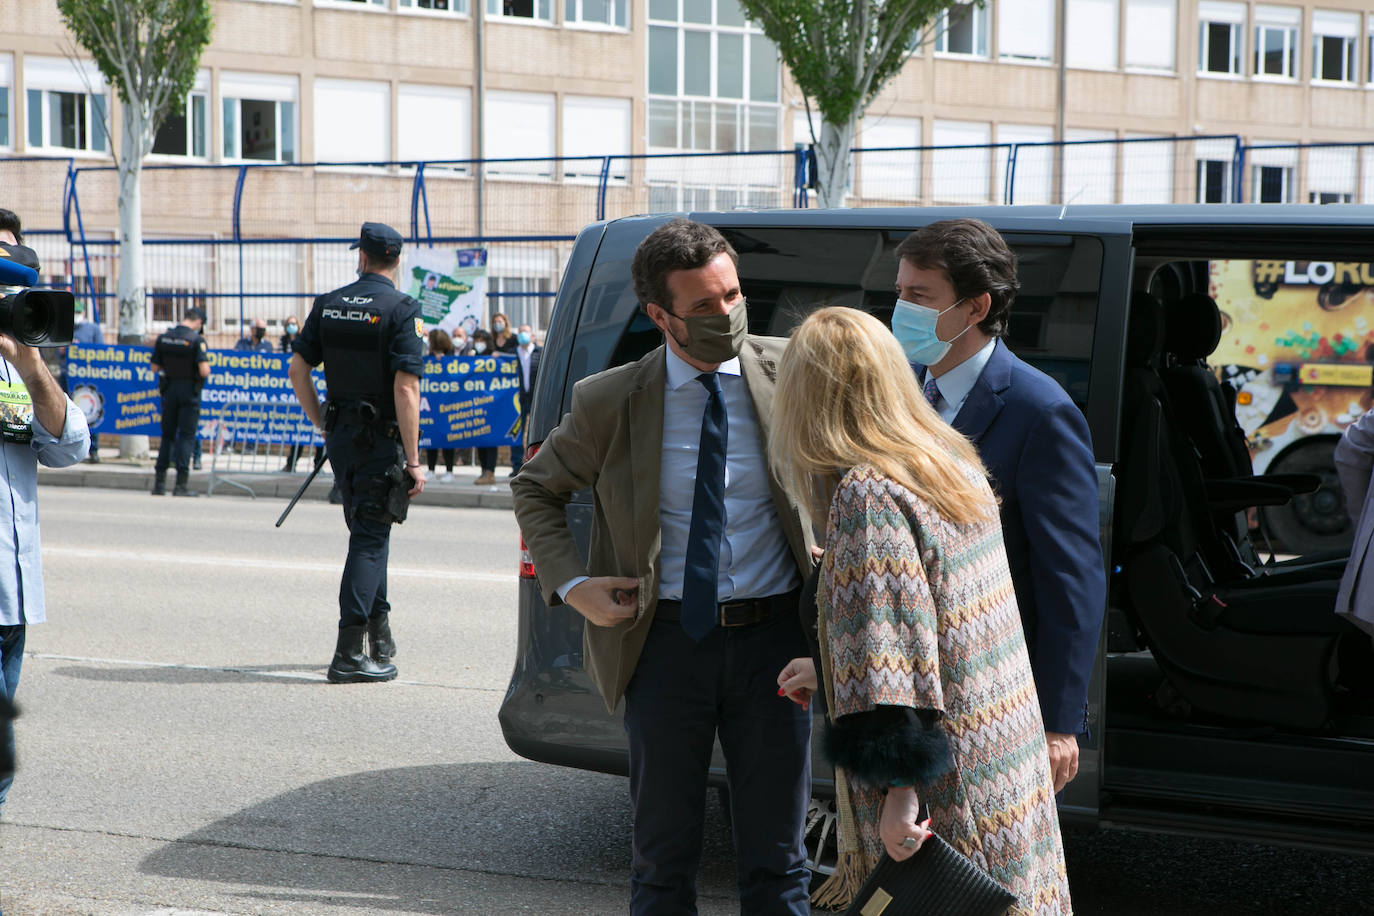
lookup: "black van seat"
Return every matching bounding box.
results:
[1117,291,1344,729]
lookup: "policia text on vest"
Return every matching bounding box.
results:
[288,221,426,686]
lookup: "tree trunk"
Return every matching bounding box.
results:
[117,103,150,459]
[814,117,855,210]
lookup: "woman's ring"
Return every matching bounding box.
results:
[900,836,918,850]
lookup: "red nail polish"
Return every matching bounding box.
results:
[777,687,786,696]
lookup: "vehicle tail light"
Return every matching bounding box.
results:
[517,440,542,579]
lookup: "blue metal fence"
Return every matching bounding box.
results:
[8,135,1373,337]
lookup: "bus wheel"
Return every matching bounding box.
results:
[804,795,838,877]
[1260,439,1354,555]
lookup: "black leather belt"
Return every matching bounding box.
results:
[655,587,800,628]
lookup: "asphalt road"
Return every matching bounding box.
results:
[1,487,1370,915]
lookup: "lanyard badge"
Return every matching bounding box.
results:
[0,381,35,444]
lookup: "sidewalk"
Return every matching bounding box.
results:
[38,454,516,510]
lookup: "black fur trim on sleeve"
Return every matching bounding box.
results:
[822,705,953,788]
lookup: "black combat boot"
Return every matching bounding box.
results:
[172,470,200,497]
[367,614,396,665]
[151,471,167,496]
[326,625,397,683]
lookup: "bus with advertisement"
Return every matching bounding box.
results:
[1210,257,1372,554]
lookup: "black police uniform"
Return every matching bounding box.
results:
[293,267,425,671]
[151,324,209,495]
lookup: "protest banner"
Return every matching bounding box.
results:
[65,343,520,448]
[406,247,488,337]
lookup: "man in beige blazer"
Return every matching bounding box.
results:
[512,219,814,915]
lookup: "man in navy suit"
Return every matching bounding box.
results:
[890,218,1106,792]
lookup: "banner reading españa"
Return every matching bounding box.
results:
[65,344,521,448]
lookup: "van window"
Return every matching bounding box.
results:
[588,226,1102,410]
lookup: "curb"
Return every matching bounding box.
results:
[38,465,515,511]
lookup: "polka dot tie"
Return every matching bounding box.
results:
[923,374,942,410]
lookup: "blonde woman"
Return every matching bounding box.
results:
[771,307,1071,915]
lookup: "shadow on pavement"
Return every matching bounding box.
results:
[48,663,328,686]
[137,761,739,914]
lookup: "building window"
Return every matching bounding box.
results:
[1306,146,1355,203]
[1197,160,1232,202]
[314,79,389,163]
[485,90,555,177]
[999,0,1053,63]
[1066,0,1118,70]
[486,0,551,21]
[221,73,299,163]
[1198,1,1244,75]
[931,120,991,203]
[1254,6,1299,79]
[26,89,107,153]
[0,55,11,149]
[562,96,630,179]
[565,0,627,28]
[1062,129,1118,204]
[1253,164,1292,202]
[935,2,988,57]
[1124,0,1175,71]
[399,0,469,12]
[150,288,208,325]
[153,91,209,158]
[857,115,920,201]
[1312,10,1358,83]
[398,84,471,166]
[646,0,780,153]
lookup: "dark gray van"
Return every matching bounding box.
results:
[500,206,1374,863]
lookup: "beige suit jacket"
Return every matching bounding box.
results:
[510,337,814,713]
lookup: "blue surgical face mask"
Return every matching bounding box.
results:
[891,297,972,366]
[517,331,531,346]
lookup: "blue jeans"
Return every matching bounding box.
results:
[0,624,25,810]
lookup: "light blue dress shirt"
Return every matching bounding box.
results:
[657,346,797,601]
[0,358,91,626]
[917,337,998,424]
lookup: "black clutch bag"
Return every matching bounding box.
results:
[839,834,1016,916]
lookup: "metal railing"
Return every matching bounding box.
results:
[9,136,1374,335]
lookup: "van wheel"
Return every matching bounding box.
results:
[804,795,838,877]
[1260,439,1354,555]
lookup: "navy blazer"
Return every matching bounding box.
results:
[947,340,1106,735]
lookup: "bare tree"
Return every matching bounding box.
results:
[737,0,963,208]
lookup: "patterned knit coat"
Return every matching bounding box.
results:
[818,465,1072,916]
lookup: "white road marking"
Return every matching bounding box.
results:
[42,545,517,583]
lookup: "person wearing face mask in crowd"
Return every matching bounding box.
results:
[470,328,501,484]
[451,326,469,354]
[512,219,815,916]
[491,313,517,353]
[235,317,274,352]
[509,324,541,477]
[889,218,1105,797]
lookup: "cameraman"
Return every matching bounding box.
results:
[0,210,91,814]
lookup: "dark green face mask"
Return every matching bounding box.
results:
[673,300,748,364]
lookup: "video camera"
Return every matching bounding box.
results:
[0,242,75,347]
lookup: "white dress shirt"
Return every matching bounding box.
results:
[656,346,797,601]
[517,343,534,392]
[918,337,997,424]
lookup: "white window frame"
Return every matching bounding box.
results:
[646,0,781,155]
[313,0,387,10]
[484,89,555,179]
[1065,0,1119,71]
[998,0,1055,64]
[23,57,110,156]
[151,70,211,160]
[1195,137,1237,203]
[564,0,629,30]
[935,1,989,59]
[1311,10,1358,85]
[561,95,631,181]
[1253,6,1300,81]
[1306,145,1356,203]
[220,73,299,164]
[398,83,472,170]
[0,55,12,151]
[1368,14,1374,85]
[398,0,470,15]
[485,0,553,24]
[1198,2,1245,77]
[1249,142,1297,203]
[314,78,390,166]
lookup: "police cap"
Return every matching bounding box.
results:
[185,306,207,323]
[349,222,403,259]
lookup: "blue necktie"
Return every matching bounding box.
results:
[922,374,942,410]
[681,372,728,641]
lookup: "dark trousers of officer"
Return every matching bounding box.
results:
[154,381,201,475]
[326,425,398,629]
[622,599,812,916]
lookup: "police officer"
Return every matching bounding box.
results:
[149,306,210,497]
[288,222,427,684]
